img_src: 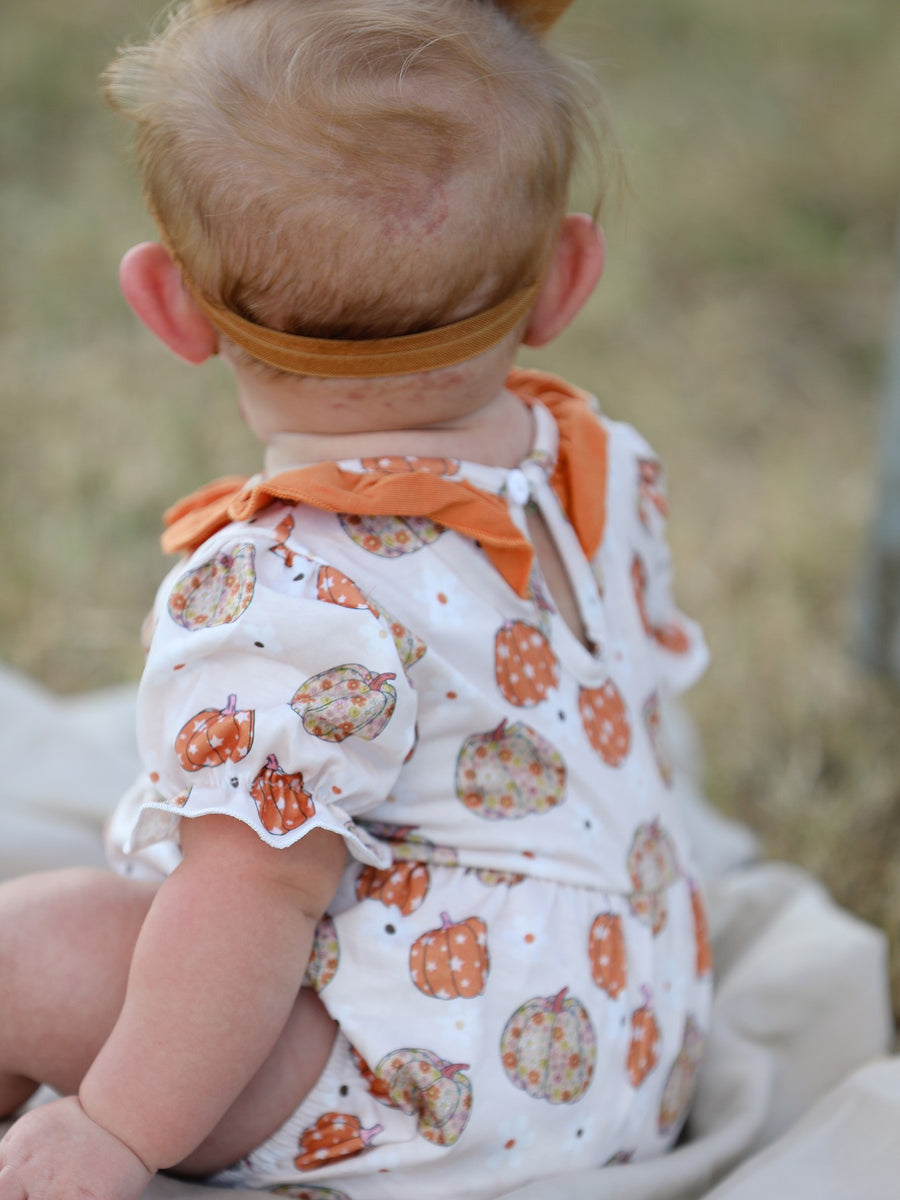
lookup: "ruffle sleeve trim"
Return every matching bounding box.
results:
[120,774,392,869]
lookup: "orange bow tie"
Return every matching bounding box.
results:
[162,369,607,598]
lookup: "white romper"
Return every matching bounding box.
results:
[113,371,712,1199]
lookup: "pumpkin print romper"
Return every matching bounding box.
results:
[110,369,713,1198]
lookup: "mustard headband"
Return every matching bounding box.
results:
[147,0,577,377]
[187,281,542,378]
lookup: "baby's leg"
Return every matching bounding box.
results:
[0,867,158,1115]
[0,865,338,1177]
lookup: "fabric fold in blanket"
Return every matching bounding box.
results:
[0,661,895,1199]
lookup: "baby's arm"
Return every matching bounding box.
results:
[0,816,346,1200]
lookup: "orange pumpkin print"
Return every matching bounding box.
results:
[627,988,661,1087]
[271,1187,351,1199]
[250,754,314,836]
[374,1049,473,1146]
[578,680,631,766]
[690,880,713,977]
[356,860,430,915]
[340,513,444,557]
[409,913,489,1000]
[174,694,255,771]
[294,1111,383,1171]
[588,913,627,998]
[271,1187,351,1200]
[500,988,596,1104]
[271,514,298,568]
[359,455,459,476]
[316,565,371,611]
[643,691,674,785]
[167,544,255,630]
[631,554,690,654]
[291,663,397,742]
[637,458,669,528]
[494,620,559,707]
[351,1047,394,1104]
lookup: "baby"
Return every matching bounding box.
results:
[0,1,713,1197]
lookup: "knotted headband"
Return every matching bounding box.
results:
[154,0,577,378]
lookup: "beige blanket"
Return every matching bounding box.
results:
[1,662,896,1199]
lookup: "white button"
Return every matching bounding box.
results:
[506,469,530,505]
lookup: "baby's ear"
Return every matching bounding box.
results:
[522,214,605,348]
[119,242,218,364]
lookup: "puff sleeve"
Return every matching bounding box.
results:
[121,518,418,869]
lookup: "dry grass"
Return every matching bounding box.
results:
[3,0,900,1009]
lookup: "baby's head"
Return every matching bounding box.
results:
[105,0,606,355]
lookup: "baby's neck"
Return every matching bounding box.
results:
[264,385,534,473]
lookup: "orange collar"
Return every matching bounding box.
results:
[162,369,607,598]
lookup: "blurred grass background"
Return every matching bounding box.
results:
[3,0,900,1009]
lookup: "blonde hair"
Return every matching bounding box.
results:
[105,0,608,340]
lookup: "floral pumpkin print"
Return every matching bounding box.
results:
[455,720,566,820]
[631,554,690,654]
[469,868,525,887]
[374,1049,473,1147]
[379,612,427,672]
[690,880,713,977]
[578,680,631,766]
[315,566,427,670]
[356,860,430,915]
[494,620,559,707]
[294,1111,383,1171]
[388,835,458,867]
[303,915,339,992]
[409,913,489,1000]
[340,513,444,557]
[588,913,627,999]
[658,1016,705,1136]
[500,988,596,1105]
[291,664,397,743]
[627,820,681,935]
[627,989,660,1087]
[174,694,255,771]
[167,544,255,630]
[250,755,314,835]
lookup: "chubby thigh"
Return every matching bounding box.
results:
[219,866,713,1197]
[0,867,158,1113]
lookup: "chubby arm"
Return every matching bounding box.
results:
[83,816,346,1166]
[0,817,346,1198]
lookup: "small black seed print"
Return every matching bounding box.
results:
[385,924,396,935]
[293,572,305,581]
[254,641,265,648]
[230,778,239,788]
[339,1084,349,1097]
